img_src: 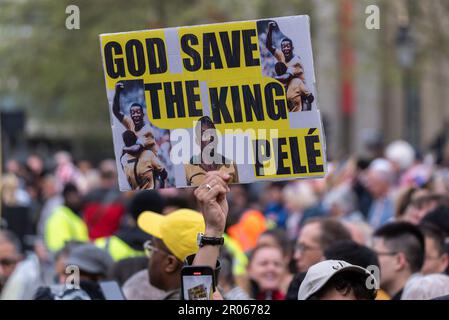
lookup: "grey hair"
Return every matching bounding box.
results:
[402,274,449,300]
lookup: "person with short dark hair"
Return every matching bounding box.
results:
[373,222,425,300]
[419,223,449,275]
[324,240,379,269]
[162,196,193,215]
[323,240,392,300]
[421,205,449,236]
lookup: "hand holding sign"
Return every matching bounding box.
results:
[192,172,229,270]
[194,171,230,237]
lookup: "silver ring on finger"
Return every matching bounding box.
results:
[205,183,213,191]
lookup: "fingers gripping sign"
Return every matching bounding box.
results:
[194,172,231,237]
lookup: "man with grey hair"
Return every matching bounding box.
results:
[365,158,396,229]
[402,274,449,300]
[323,184,364,222]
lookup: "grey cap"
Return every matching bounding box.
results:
[297,260,377,300]
[67,244,114,275]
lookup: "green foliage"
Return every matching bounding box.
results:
[1,0,447,141]
[0,0,310,137]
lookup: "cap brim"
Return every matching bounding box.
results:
[137,211,165,238]
[67,257,104,275]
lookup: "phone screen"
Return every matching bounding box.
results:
[99,281,126,300]
[182,274,214,300]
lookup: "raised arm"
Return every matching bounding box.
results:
[266,21,277,55]
[112,82,125,122]
[193,172,231,269]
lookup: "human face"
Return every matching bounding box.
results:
[248,247,285,292]
[130,106,144,125]
[145,238,173,290]
[365,170,389,199]
[281,40,293,57]
[401,190,433,224]
[372,238,398,290]
[257,234,292,266]
[200,125,217,152]
[0,240,21,285]
[421,236,449,275]
[293,222,324,272]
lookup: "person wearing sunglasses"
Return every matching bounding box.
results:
[138,208,210,300]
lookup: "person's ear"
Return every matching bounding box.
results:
[439,253,449,273]
[395,252,407,271]
[341,285,352,297]
[165,255,182,273]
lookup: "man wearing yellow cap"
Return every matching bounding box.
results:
[138,209,205,299]
[137,171,231,299]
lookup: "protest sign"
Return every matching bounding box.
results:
[100,15,327,190]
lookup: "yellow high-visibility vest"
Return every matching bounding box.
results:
[223,233,248,276]
[45,206,89,252]
[94,235,144,261]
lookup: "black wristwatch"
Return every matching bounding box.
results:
[197,233,224,247]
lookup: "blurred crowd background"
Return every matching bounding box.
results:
[2,139,449,300]
[2,0,449,300]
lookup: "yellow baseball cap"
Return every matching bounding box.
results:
[137,209,205,261]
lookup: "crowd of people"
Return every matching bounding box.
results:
[2,139,449,300]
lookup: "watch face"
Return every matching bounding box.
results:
[197,233,203,246]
